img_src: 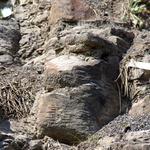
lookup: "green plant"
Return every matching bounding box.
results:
[120,122,131,132]
[87,134,92,139]
[123,0,148,27]
[120,123,131,128]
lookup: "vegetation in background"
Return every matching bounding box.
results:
[122,0,150,28]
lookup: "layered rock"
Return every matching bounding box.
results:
[120,31,150,116]
[49,0,96,24]
[94,130,150,150]
[36,55,120,143]
[0,0,149,149]
[0,19,20,65]
[14,0,51,62]
[32,26,135,143]
[25,18,135,143]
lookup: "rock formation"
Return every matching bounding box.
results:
[0,0,149,149]
[0,19,20,64]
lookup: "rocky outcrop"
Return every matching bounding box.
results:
[49,0,96,24]
[0,0,149,149]
[78,114,150,149]
[32,23,135,143]
[0,119,73,150]
[49,27,121,54]
[0,19,20,65]
[120,30,150,116]
[36,55,120,143]
[13,0,135,143]
[129,95,150,116]
[94,130,150,150]
[14,0,51,62]
[110,130,150,150]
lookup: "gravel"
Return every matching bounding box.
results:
[98,114,150,137]
[78,114,150,149]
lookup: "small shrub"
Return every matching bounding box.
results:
[122,0,149,28]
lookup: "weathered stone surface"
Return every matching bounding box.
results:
[129,95,150,116]
[49,0,96,24]
[0,19,20,64]
[50,32,117,54]
[94,136,116,150]
[45,55,90,71]
[120,31,150,116]
[78,113,150,149]
[31,24,136,144]
[108,36,130,53]
[46,27,124,68]
[110,130,150,150]
[22,26,133,67]
[91,27,134,44]
[91,130,150,150]
[14,0,51,61]
[0,55,13,64]
[44,55,118,90]
[0,0,149,149]
[33,10,49,24]
[36,55,120,144]
[28,140,43,150]
[42,136,73,150]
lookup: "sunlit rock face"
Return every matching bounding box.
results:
[49,0,96,24]
[36,55,120,144]
[32,24,135,144]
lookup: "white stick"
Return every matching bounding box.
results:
[127,59,150,70]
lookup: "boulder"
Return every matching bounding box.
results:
[51,32,113,53]
[0,55,13,64]
[28,140,43,150]
[36,55,120,144]
[0,19,20,64]
[49,0,96,24]
[48,26,122,58]
[129,95,150,116]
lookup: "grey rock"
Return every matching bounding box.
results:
[0,19,20,65]
[36,55,120,144]
[120,31,150,116]
[15,135,29,147]
[109,130,150,150]
[29,140,43,150]
[49,27,121,56]
[0,55,13,64]
[108,35,130,53]
[33,10,49,24]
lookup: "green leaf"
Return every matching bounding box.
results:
[131,5,139,12]
[139,4,146,10]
